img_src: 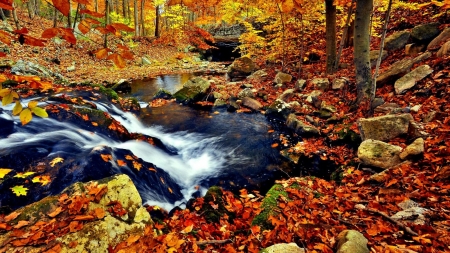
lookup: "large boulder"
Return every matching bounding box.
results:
[265,99,292,119]
[263,243,305,253]
[173,77,211,104]
[399,138,424,159]
[274,72,293,84]
[336,230,369,253]
[310,78,330,91]
[370,49,388,67]
[358,114,413,141]
[427,27,450,50]
[357,139,403,169]
[411,22,440,43]
[11,60,65,81]
[227,57,256,79]
[394,65,433,94]
[286,114,320,136]
[384,31,410,51]
[437,41,450,57]
[0,174,151,253]
[376,52,431,84]
[111,79,131,93]
[241,97,263,111]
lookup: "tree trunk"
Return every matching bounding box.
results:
[335,0,354,70]
[34,0,40,16]
[67,0,72,28]
[140,0,145,36]
[325,0,337,74]
[354,0,373,106]
[122,0,127,19]
[27,0,35,19]
[134,0,139,36]
[53,6,58,27]
[95,0,98,12]
[104,0,110,48]
[155,5,160,38]
[12,3,20,30]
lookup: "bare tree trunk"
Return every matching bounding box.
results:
[275,2,286,71]
[0,9,6,20]
[27,0,35,19]
[95,0,98,12]
[34,0,40,16]
[122,0,127,19]
[372,0,392,106]
[53,6,58,27]
[104,0,110,48]
[12,3,20,29]
[73,4,80,29]
[155,4,160,38]
[335,0,354,70]
[114,0,119,13]
[134,0,139,36]
[140,0,145,36]
[67,0,72,28]
[354,0,374,107]
[325,0,337,74]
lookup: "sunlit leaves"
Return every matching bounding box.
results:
[52,0,70,16]
[19,108,32,125]
[14,172,35,178]
[0,168,12,179]
[11,185,28,196]
[50,157,64,167]
[94,48,110,59]
[41,28,76,44]
[32,175,52,186]
[12,101,22,115]
[41,28,60,39]
[107,53,126,69]
[1,90,18,105]
[0,30,11,45]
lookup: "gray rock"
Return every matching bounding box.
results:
[274,72,293,84]
[332,77,347,90]
[295,79,307,91]
[400,138,424,159]
[376,51,431,85]
[153,88,172,99]
[227,57,256,79]
[385,31,411,51]
[241,97,262,111]
[395,65,433,94]
[111,79,131,93]
[265,99,292,119]
[371,97,385,110]
[310,78,330,91]
[358,139,402,169]
[141,56,151,65]
[11,60,65,81]
[247,69,268,82]
[321,101,336,113]
[237,88,255,99]
[437,41,450,57]
[405,43,425,56]
[370,49,388,67]
[306,90,322,103]
[228,98,240,111]
[336,230,369,253]
[358,114,413,141]
[428,27,450,50]
[263,243,305,253]
[279,89,295,102]
[391,200,428,226]
[410,104,421,113]
[286,114,320,136]
[213,98,227,108]
[173,77,211,104]
[411,22,440,42]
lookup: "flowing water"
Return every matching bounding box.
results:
[0,74,289,211]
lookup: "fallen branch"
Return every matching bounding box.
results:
[196,239,233,246]
[356,204,418,236]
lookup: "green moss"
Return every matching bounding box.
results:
[99,86,119,100]
[337,125,361,144]
[16,196,59,222]
[330,167,344,183]
[202,186,231,223]
[251,184,288,229]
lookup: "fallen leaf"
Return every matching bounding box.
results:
[49,157,64,167]
[4,212,20,222]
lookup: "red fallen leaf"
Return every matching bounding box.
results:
[23,35,46,47]
[42,243,62,253]
[59,28,76,44]
[4,211,20,222]
[0,52,6,57]
[73,215,94,221]
[94,48,110,59]
[10,238,31,247]
[41,28,59,39]
[68,221,83,232]
[120,50,134,60]
[107,53,126,69]
[0,223,8,230]
[14,27,29,34]
[30,230,44,241]
[68,241,78,248]
[117,159,127,167]
[126,234,141,246]
[271,143,279,148]
[93,208,105,219]
[72,0,89,4]
[78,20,91,34]
[0,2,13,10]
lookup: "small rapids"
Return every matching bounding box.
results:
[0,92,283,211]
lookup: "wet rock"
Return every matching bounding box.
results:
[332,77,347,90]
[227,57,256,79]
[173,77,211,104]
[306,90,322,103]
[310,78,330,91]
[399,138,424,159]
[111,79,132,93]
[266,99,291,119]
[280,149,301,164]
[371,97,385,111]
[395,65,433,94]
[370,49,388,67]
[227,97,240,111]
[213,98,227,108]
[241,97,262,111]
[428,27,450,50]
[237,88,255,99]
[437,41,450,57]
[263,243,306,253]
[153,88,172,99]
[376,52,431,84]
[357,139,402,169]
[358,114,413,141]
[274,72,292,84]
[320,101,336,113]
[286,114,320,136]
[405,43,425,56]
[384,31,410,51]
[336,230,369,253]
[279,89,295,102]
[391,199,428,225]
[11,60,65,81]
[295,79,307,91]
[411,22,440,42]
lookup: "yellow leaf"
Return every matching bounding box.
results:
[31,107,48,118]
[0,168,12,179]
[20,108,32,125]
[14,172,36,178]
[281,0,295,13]
[50,157,64,167]
[28,100,38,109]
[132,160,142,171]
[2,90,13,105]
[181,224,193,234]
[11,185,28,196]
[32,175,51,186]
[12,101,22,116]
[0,88,10,97]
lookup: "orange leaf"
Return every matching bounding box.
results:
[73,215,94,221]
[43,243,62,253]
[23,35,46,47]
[94,48,109,59]
[93,208,105,219]
[126,234,141,246]
[0,30,11,45]
[132,160,142,171]
[72,0,90,4]
[125,155,134,160]
[78,20,91,34]
[4,211,20,222]
[100,154,112,162]
[120,50,134,60]
[41,28,59,39]
[148,167,156,172]
[107,53,126,69]
[271,143,279,148]
[48,207,64,218]
[52,0,70,16]
[59,28,76,44]
[79,9,104,18]
[111,23,135,32]
[117,159,126,166]
[14,27,29,34]
[0,2,13,10]
[81,114,89,121]
[13,220,29,229]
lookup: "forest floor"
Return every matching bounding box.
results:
[0,6,450,253]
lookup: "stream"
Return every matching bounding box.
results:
[0,73,294,211]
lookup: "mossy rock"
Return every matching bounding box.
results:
[251,184,288,229]
[336,125,361,144]
[173,77,211,104]
[153,88,173,99]
[91,85,119,100]
[201,186,232,223]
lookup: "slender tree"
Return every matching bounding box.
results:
[155,4,160,37]
[325,0,337,74]
[354,0,373,106]
[140,0,145,36]
[134,0,139,36]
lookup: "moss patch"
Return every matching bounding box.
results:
[251,184,288,229]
